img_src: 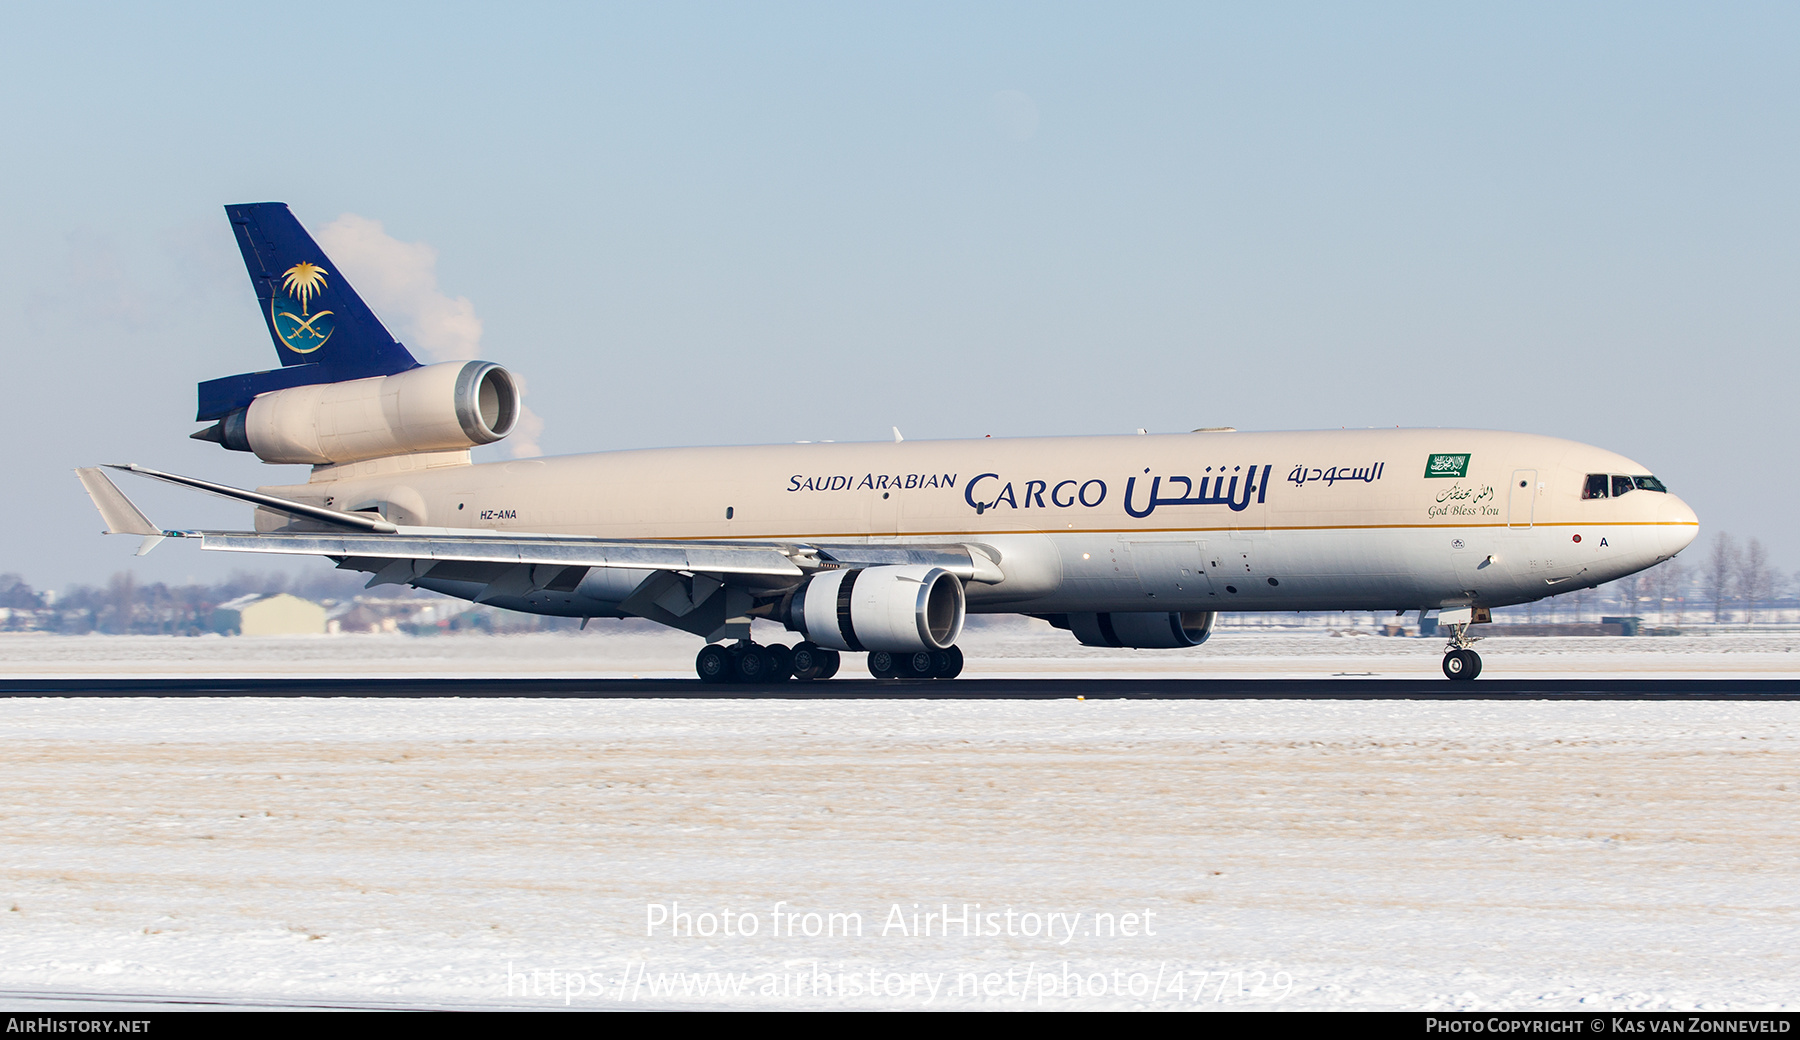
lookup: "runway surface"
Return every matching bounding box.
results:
[3,676,1798,698]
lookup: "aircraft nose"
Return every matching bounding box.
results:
[1660,494,1700,558]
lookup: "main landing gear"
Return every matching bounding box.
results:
[695,640,841,684]
[866,646,964,680]
[1441,623,1483,681]
[693,642,965,682]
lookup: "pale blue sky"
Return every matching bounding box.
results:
[4,3,1795,588]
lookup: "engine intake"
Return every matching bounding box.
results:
[1057,611,1214,649]
[788,565,965,653]
[198,361,518,465]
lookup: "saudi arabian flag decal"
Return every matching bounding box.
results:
[1424,453,1470,478]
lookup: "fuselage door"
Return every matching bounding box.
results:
[1127,540,1214,607]
[1507,469,1538,528]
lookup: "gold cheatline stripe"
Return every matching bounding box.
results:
[611,520,1700,543]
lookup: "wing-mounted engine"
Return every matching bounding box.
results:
[1044,610,1215,649]
[194,360,519,465]
[785,565,965,653]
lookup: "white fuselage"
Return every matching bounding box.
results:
[261,427,1698,618]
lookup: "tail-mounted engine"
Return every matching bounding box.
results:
[786,565,965,653]
[1048,610,1215,649]
[195,361,518,465]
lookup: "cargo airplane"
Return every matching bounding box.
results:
[78,204,1699,681]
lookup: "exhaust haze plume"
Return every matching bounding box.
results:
[316,214,544,457]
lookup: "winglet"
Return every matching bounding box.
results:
[103,463,399,534]
[76,467,159,536]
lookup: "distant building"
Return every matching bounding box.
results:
[212,593,327,636]
[327,603,399,635]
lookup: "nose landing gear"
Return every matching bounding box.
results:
[1437,606,1488,681]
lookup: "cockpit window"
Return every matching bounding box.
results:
[1586,473,1669,499]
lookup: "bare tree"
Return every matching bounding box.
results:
[1738,538,1773,624]
[105,571,137,634]
[1616,574,1642,617]
[0,574,40,609]
[1705,533,1738,623]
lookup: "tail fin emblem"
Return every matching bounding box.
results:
[272,261,335,353]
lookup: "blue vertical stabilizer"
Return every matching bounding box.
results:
[197,203,420,420]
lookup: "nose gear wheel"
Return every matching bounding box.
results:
[1442,648,1482,680]
[1440,619,1483,681]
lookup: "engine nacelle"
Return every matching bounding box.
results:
[1064,611,1214,649]
[209,361,519,465]
[788,565,965,653]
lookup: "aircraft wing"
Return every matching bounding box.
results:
[78,465,809,588]
[75,466,1003,604]
[196,528,808,581]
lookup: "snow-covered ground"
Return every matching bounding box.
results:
[0,631,1796,1010]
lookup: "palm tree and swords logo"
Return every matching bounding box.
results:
[271,261,334,353]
